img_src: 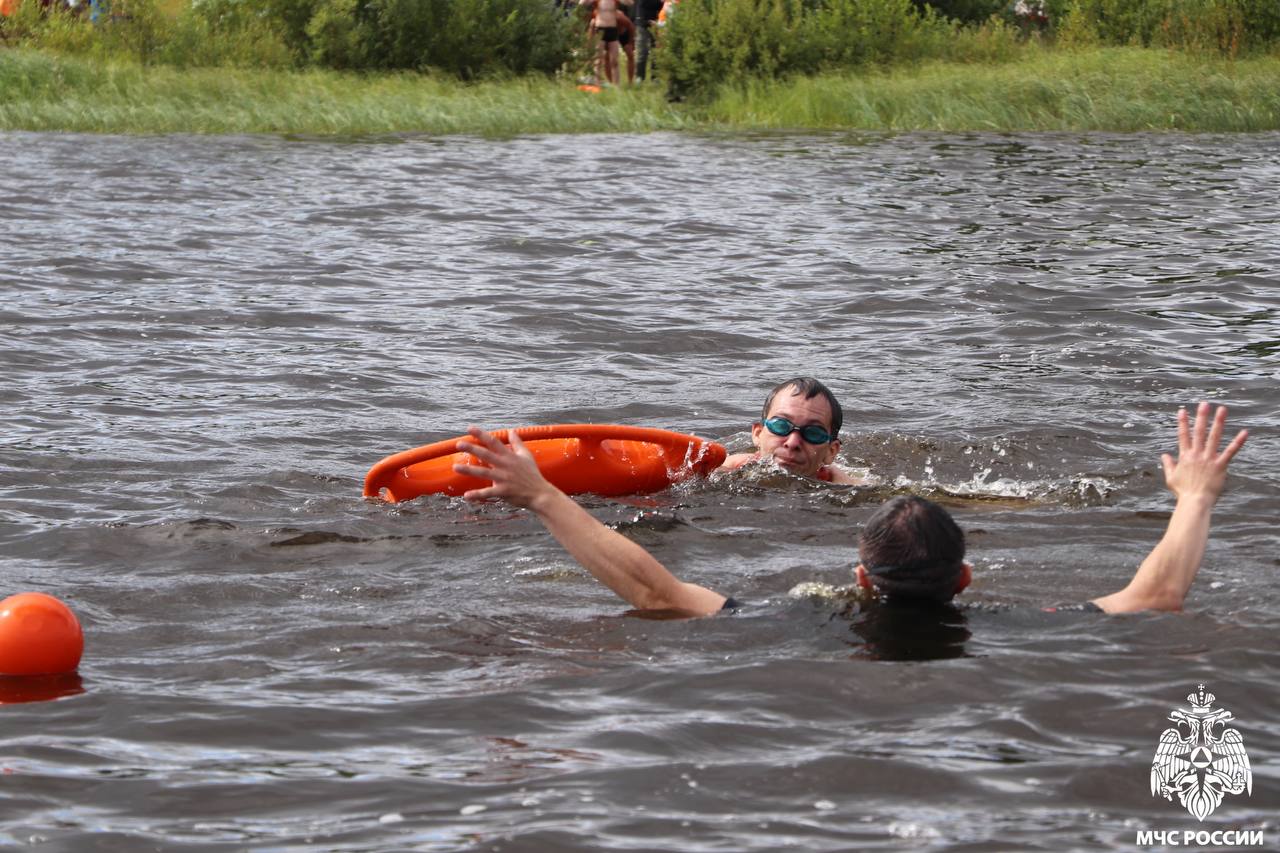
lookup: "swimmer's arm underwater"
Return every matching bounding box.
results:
[1091,403,1247,614]
[454,427,728,616]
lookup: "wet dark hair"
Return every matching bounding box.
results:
[760,377,843,436]
[858,496,966,602]
[850,598,970,661]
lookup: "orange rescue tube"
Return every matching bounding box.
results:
[0,592,84,677]
[364,424,727,502]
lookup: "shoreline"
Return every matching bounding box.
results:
[2,46,1278,136]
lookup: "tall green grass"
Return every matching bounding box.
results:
[658,0,1280,98]
[701,47,1280,131]
[2,45,1276,134]
[0,48,689,134]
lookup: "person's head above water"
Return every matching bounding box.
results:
[749,377,844,479]
[854,495,972,603]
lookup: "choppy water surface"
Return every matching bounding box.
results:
[2,130,1279,850]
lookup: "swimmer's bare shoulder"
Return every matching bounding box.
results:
[719,452,868,485]
[720,451,758,471]
[821,465,868,486]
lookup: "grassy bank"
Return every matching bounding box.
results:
[707,49,1280,132]
[2,46,1278,135]
[0,49,688,134]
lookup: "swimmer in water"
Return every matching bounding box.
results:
[454,402,1247,616]
[718,377,865,484]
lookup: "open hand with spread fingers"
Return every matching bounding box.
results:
[454,427,559,512]
[1161,402,1248,504]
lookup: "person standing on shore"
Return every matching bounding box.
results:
[632,0,663,81]
[617,7,637,84]
[584,0,625,85]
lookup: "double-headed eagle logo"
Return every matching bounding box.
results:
[1151,684,1252,821]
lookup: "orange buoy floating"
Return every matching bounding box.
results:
[364,424,727,502]
[0,592,84,677]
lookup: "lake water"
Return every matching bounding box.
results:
[2,130,1278,850]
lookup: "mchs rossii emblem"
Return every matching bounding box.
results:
[1151,685,1252,821]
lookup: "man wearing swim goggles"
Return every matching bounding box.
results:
[719,377,863,484]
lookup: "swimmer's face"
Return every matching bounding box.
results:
[750,389,840,479]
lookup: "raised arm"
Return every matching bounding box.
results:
[1092,403,1248,614]
[454,428,727,616]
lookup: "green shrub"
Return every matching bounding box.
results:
[305,0,369,67]
[662,0,952,98]
[1055,0,1102,45]
[814,0,914,66]
[176,0,299,67]
[912,0,1004,24]
[2,0,45,44]
[14,0,170,63]
[661,0,818,98]
[1084,0,1159,43]
[1154,0,1244,55]
[340,0,440,70]
[1241,0,1280,41]
[299,0,575,77]
[1053,0,1274,53]
[9,3,100,54]
[6,0,573,75]
[946,15,1025,61]
[260,0,326,52]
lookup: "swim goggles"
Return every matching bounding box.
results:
[762,417,833,445]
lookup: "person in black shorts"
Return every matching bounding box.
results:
[453,402,1247,617]
[583,0,629,85]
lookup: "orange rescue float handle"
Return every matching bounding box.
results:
[364,424,727,502]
